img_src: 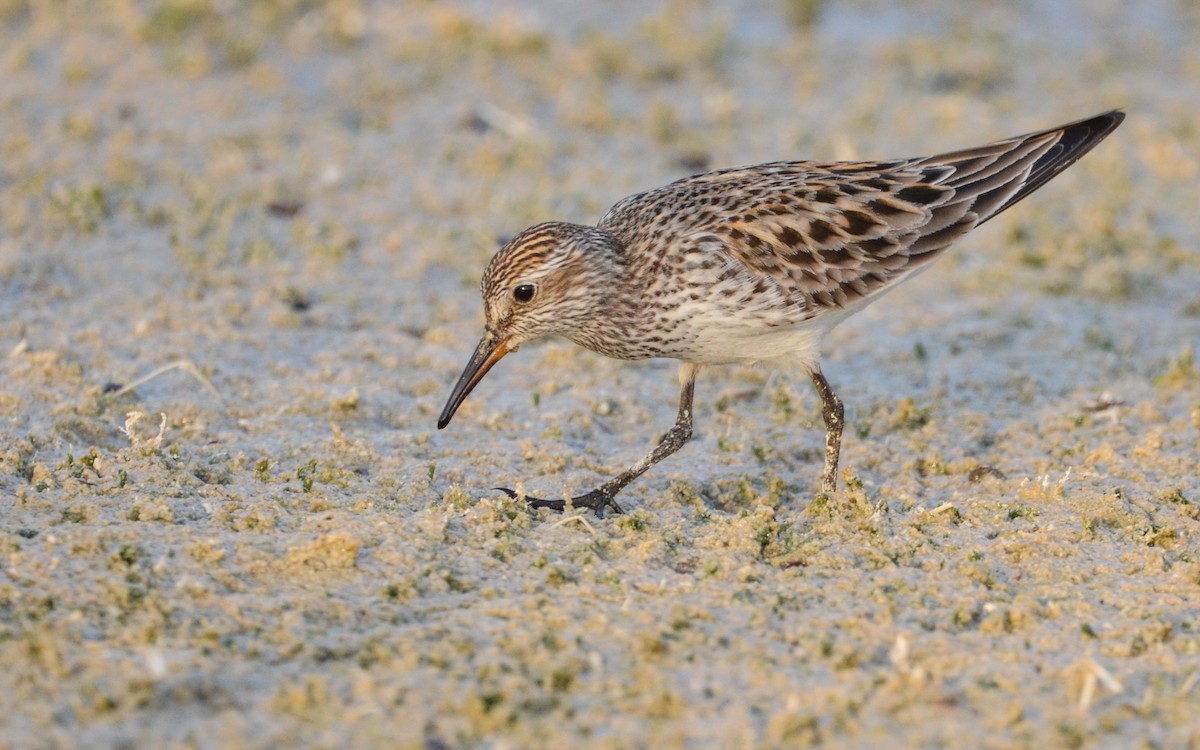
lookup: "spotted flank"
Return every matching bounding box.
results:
[439,110,1125,512]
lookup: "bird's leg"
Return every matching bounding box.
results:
[808,368,844,493]
[499,364,699,516]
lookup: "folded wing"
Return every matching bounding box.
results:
[602,110,1124,315]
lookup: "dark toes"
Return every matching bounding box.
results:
[495,487,566,511]
[492,487,622,516]
[528,498,567,512]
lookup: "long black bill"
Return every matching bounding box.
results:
[437,330,512,429]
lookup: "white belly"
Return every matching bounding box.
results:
[678,316,829,368]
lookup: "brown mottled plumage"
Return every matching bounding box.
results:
[439,110,1125,514]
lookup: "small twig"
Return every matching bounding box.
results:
[549,513,598,537]
[464,103,533,138]
[1178,669,1198,698]
[109,360,222,403]
[1077,659,1123,711]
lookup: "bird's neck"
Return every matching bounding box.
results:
[558,227,651,360]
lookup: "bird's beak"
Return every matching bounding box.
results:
[437,329,513,429]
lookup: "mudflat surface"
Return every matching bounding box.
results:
[1,1,1198,748]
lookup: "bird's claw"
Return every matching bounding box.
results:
[495,487,624,516]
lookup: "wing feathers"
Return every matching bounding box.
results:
[599,110,1124,318]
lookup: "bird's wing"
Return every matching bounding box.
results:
[602,110,1124,314]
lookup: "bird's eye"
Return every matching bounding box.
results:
[512,284,536,303]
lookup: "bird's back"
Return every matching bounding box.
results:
[599,110,1124,338]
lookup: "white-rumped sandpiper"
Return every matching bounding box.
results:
[439,110,1124,514]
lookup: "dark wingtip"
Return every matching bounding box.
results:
[978,108,1127,224]
[495,487,518,498]
[1061,109,1125,150]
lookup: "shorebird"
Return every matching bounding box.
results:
[438,110,1124,514]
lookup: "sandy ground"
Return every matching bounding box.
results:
[1,1,1198,748]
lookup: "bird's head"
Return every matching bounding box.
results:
[437,222,624,429]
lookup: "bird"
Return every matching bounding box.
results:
[437,110,1125,515]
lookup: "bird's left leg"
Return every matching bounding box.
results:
[808,367,844,493]
[499,364,699,515]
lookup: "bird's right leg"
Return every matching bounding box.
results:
[499,364,699,516]
[808,368,844,493]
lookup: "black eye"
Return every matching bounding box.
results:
[512,284,536,303]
